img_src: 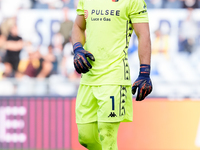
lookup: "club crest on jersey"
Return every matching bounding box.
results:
[84,10,88,19]
[112,0,119,2]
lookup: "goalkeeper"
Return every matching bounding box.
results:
[71,0,152,149]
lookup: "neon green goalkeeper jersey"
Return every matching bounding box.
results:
[77,0,149,85]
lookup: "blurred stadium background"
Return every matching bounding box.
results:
[0,0,200,150]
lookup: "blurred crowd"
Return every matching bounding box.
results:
[0,0,199,97]
[0,0,199,79]
[0,14,81,81]
[0,0,199,80]
[146,0,200,9]
[0,0,199,13]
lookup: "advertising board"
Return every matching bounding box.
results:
[0,97,71,150]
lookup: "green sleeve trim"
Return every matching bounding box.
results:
[131,13,149,23]
[77,9,84,15]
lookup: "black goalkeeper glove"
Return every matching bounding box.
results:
[132,64,152,101]
[73,42,95,74]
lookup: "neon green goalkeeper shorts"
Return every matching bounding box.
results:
[76,84,133,123]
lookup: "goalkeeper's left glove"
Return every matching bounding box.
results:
[132,64,152,101]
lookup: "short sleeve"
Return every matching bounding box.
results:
[76,0,85,15]
[129,0,149,23]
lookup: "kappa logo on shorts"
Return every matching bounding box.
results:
[108,112,117,117]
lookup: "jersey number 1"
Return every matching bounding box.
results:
[110,96,115,110]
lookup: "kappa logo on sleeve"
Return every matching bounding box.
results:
[112,0,119,2]
[84,10,88,19]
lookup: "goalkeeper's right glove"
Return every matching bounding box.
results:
[73,42,95,74]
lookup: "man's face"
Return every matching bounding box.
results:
[10,25,18,36]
